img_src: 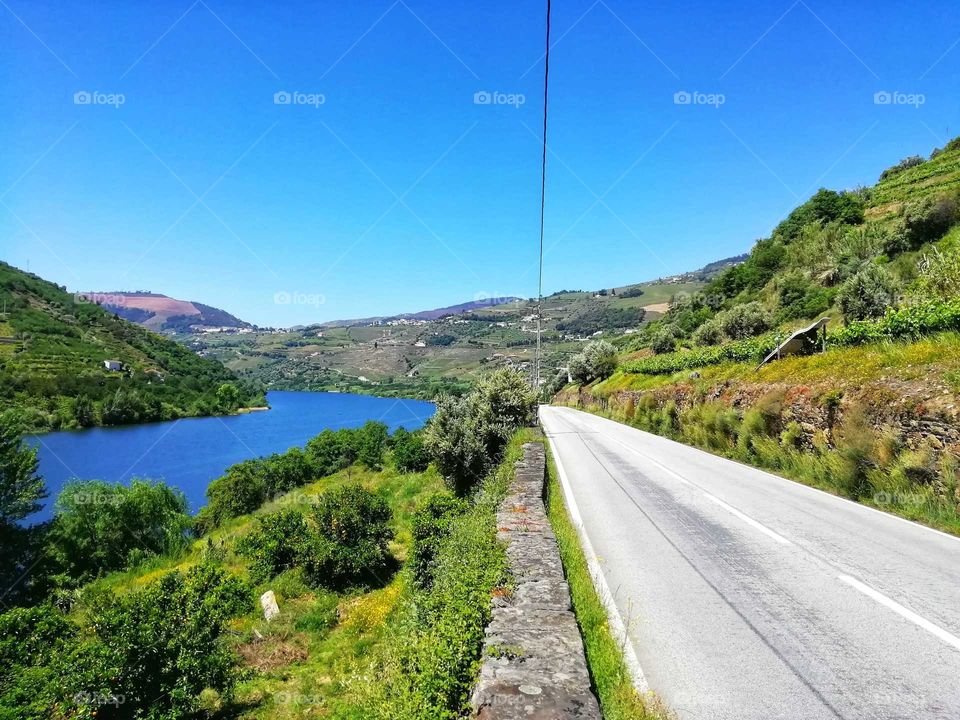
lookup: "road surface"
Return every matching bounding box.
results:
[540,405,960,720]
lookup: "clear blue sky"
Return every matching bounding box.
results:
[2,0,958,326]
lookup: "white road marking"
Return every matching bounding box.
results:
[838,574,960,652]
[543,423,651,694]
[703,493,794,546]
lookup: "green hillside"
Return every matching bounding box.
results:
[0,261,264,430]
[613,135,960,365]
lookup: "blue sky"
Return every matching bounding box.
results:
[2,0,958,326]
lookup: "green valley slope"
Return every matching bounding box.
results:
[0,261,264,430]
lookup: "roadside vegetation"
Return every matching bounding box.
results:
[0,369,538,720]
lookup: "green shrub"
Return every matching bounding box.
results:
[719,301,773,340]
[0,563,250,720]
[47,479,191,585]
[204,462,268,526]
[900,192,960,249]
[649,328,676,355]
[691,317,724,346]
[358,421,390,469]
[391,428,430,473]
[308,485,394,588]
[307,428,359,476]
[237,509,312,584]
[409,492,468,590]
[569,340,619,382]
[837,264,897,322]
[424,369,534,495]
[879,155,924,181]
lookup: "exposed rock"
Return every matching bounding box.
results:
[260,590,280,622]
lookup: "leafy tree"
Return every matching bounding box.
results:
[569,340,618,382]
[879,155,924,181]
[203,462,268,526]
[422,394,491,495]
[650,328,676,355]
[410,492,468,590]
[719,301,773,340]
[307,428,359,476]
[216,382,241,410]
[47,479,191,583]
[392,428,430,473]
[308,485,394,588]
[0,411,45,524]
[237,509,312,584]
[899,192,960,250]
[837,264,897,322]
[773,188,864,242]
[692,317,724,346]
[357,421,389,469]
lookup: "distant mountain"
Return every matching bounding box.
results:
[318,296,524,328]
[83,292,253,333]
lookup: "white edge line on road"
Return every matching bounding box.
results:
[543,422,652,694]
[702,493,794,546]
[838,574,960,653]
[567,407,960,547]
[569,409,794,547]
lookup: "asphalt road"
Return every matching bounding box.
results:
[540,405,960,720]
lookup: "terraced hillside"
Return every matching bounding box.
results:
[0,262,264,430]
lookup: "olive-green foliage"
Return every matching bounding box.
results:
[837,264,897,322]
[718,301,773,340]
[198,423,398,532]
[423,369,535,495]
[691,316,724,346]
[357,421,389,469]
[0,411,46,524]
[409,492,468,590]
[879,155,924,182]
[0,562,251,720]
[773,188,865,242]
[309,485,394,588]
[237,509,312,584]
[47,479,191,586]
[238,486,395,590]
[569,340,619,383]
[391,427,430,473]
[346,439,513,718]
[899,191,960,250]
[776,272,833,321]
[649,328,676,355]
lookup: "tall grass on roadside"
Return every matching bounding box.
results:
[571,394,960,536]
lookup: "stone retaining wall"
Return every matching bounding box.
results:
[470,442,602,719]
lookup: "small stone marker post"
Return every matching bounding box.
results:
[260,590,280,621]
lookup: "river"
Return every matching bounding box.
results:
[29,391,435,521]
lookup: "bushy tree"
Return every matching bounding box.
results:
[879,155,924,181]
[650,328,676,355]
[308,485,394,587]
[0,411,45,524]
[901,193,960,249]
[47,479,191,584]
[0,563,250,720]
[391,428,430,473]
[569,340,618,382]
[423,369,534,495]
[692,317,724,346]
[409,492,467,590]
[911,244,960,301]
[837,264,897,322]
[237,509,312,584]
[306,428,359,476]
[719,301,772,340]
[357,421,389,469]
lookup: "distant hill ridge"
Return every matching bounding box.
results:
[85,291,253,332]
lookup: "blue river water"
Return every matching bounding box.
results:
[28,391,434,522]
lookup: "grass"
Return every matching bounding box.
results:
[542,440,671,720]
[563,393,960,537]
[72,459,446,719]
